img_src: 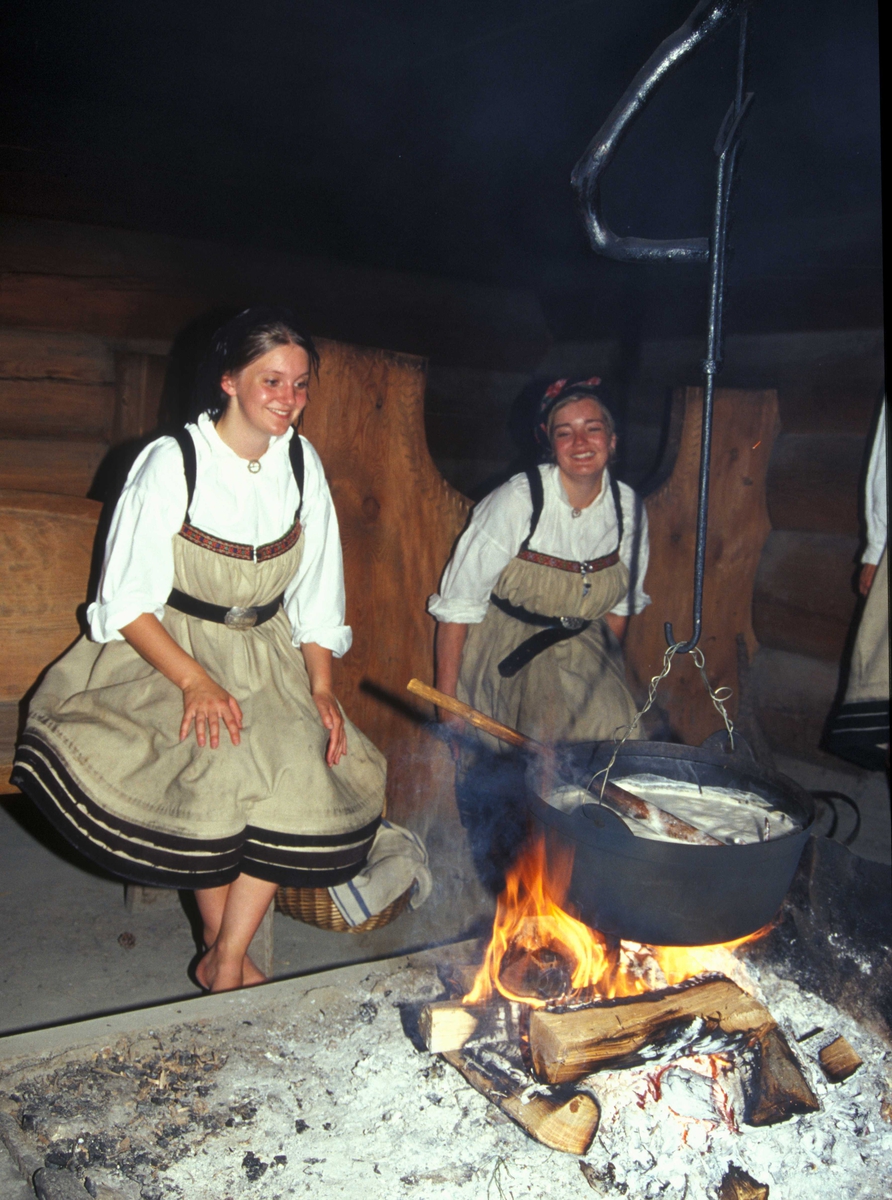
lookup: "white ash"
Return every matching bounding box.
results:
[1,956,890,1200]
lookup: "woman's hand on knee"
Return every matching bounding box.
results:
[180,674,243,749]
[312,689,347,766]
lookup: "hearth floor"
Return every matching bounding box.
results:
[1,941,890,1200]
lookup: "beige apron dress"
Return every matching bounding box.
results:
[458,493,640,752]
[453,476,640,889]
[826,545,889,769]
[13,506,386,890]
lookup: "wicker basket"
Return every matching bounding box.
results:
[275,885,413,933]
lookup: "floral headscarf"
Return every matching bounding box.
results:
[535,376,611,450]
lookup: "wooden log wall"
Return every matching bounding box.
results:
[624,387,779,748]
[0,329,168,495]
[751,385,877,758]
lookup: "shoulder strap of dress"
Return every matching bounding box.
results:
[519,466,545,553]
[609,472,624,548]
[170,427,197,521]
[289,433,305,519]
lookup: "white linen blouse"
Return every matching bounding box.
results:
[428,464,651,624]
[87,413,352,657]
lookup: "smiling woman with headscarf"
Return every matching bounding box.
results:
[427,377,650,888]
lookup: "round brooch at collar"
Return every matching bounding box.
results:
[247,459,261,474]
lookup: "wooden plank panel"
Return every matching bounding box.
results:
[0,439,107,496]
[624,388,780,747]
[113,352,168,442]
[0,328,114,383]
[0,378,115,438]
[0,490,100,701]
[777,386,880,436]
[303,340,471,823]
[752,531,859,661]
[0,272,207,341]
[767,433,863,536]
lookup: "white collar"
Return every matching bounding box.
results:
[547,462,611,512]
[194,411,292,463]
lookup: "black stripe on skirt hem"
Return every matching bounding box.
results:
[242,857,369,888]
[11,765,241,890]
[12,736,379,890]
[16,733,243,854]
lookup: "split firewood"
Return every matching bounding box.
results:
[718,1164,770,1200]
[419,1001,484,1053]
[419,997,521,1053]
[529,975,773,1084]
[743,1025,820,1125]
[818,1034,862,1083]
[442,1047,600,1155]
[407,679,721,844]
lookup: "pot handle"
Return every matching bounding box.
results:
[699,729,756,763]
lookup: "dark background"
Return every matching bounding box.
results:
[0,0,882,341]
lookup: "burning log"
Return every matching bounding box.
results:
[718,1164,770,1200]
[529,975,772,1084]
[817,1034,862,1083]
[418,1001,485,1053]
[419,996,522,1054]
[530,975,819,1126]
[743,1025,820,1125]
[442,1047,600,1155]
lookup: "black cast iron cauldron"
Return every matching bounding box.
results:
[527,734,815,947]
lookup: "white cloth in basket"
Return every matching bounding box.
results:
[328,820,432,926]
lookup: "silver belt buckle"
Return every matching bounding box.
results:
[224,606,258,630]
[560,615,585,631]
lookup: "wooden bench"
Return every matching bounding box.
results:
[0,489,101,792]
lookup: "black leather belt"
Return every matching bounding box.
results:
[167,588,284,631]
[489,593,591,678]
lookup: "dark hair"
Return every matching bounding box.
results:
[194,306,320,421]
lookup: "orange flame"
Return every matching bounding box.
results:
[463,834,770,1008]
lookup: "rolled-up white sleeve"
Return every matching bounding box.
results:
[428,480,528,624]
[284,440,352,658]
[611,484,651,617]
[87,439,187,642]
[863,398,887,564]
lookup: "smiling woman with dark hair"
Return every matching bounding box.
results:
[13,307,386,993]
[428,376,650,889]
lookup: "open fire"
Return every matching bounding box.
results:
[417,830,885,1194]
[461,834,767,1010]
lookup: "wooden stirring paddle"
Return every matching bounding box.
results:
[407,678,722,847]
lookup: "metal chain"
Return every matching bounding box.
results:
[588,643,735,799]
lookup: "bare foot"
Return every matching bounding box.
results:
[241,954,268,987]
[194,944,243,993]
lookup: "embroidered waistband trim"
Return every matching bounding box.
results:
[516,547,620,574]
[178,520,301,562]
[257,521,302,562]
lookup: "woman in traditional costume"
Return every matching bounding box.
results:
[428,377,649,887]
[13,308,386,991]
